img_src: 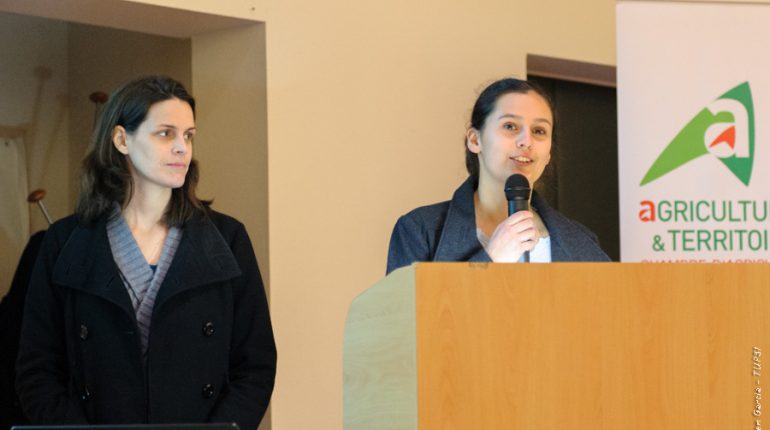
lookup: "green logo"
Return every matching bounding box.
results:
[640,82,755,186]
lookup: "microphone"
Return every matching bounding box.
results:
[504,174,531,262]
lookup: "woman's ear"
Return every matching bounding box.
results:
[112,126,129,155]
[466,128,481,154]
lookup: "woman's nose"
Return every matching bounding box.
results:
[172,137,188,154]
[516,129,532,148]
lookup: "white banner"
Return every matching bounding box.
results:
[618,0,770,263]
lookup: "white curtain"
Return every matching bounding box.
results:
[0,136,29,289]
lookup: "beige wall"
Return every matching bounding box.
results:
[0,0,617,428]
[263,1,615,428]
[191,23,269,301]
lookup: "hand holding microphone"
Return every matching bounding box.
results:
[485,174,536,263]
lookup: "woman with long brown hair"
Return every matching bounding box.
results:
[16,76,276,429]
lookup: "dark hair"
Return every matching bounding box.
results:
[76,76,207,226]
[465,78,555,181]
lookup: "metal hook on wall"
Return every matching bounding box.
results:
[27,189,52,225]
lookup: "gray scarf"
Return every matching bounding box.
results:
[106,209,182,359]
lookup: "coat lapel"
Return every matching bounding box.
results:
[434,178,485,262]
[153,213,241,311]
[51,212,242,317]
[52,217,135,316]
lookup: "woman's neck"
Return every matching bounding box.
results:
[474,176,509,235]
[122,186,171,265]
[123,186,171,231]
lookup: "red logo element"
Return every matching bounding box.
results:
[708,125,735,150]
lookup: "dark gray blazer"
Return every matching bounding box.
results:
[387,177,610,274]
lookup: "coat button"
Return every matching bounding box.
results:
[79,324,88,340]
[81,387,91,401]
[202,321,215,337]
[202,383,215,398]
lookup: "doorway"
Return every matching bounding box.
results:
[528,54,619,261]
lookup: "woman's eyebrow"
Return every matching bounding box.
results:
[497,113,552,126]
[157,124,197,131]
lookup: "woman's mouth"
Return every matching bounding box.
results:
[511,155,533,164]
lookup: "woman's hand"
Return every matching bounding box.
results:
[485,211,539,262]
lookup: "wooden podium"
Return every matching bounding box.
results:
[343,262,770,429]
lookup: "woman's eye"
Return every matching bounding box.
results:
[184,133,195,142]
[158,130,172,138]
[503,123,518,131]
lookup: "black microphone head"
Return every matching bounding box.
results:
[504,174,531,201]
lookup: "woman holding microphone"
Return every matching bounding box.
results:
[387,78,609,273]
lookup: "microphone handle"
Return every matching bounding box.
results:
[508,199,529,215]
[507,198,531,263]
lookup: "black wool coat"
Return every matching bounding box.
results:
[16,210,276,430]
